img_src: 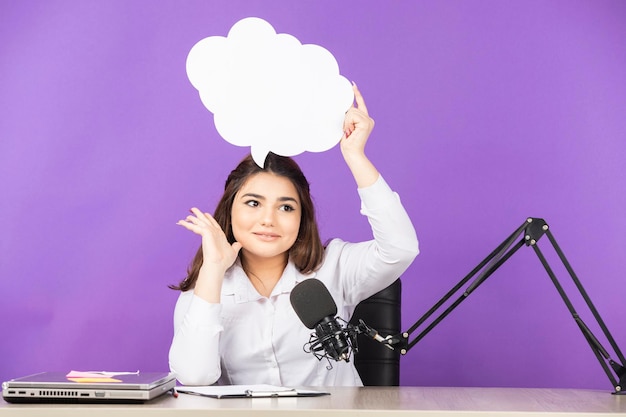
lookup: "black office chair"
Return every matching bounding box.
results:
[349,279,402,386]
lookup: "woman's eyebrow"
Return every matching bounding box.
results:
[241,192,265,200]
[241,193,299,204]
[278,196,299,204]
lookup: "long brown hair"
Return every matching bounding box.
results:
[170,153,324,291]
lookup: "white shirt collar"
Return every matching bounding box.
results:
[222,258,316,304]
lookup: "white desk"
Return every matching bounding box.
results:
[2,386,626,416]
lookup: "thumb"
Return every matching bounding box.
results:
[232,241,243,254]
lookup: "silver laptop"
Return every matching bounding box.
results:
[2,371,176,403]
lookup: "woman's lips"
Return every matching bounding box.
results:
[253,232,280,241]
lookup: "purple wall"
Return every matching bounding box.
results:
[1,1,625,391]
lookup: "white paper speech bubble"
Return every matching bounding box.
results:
[186,17,354,166]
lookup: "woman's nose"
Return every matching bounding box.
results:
[259,207,275,226]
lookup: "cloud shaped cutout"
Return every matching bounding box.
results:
[186,17,354,166]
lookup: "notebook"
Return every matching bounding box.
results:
[176,384,329,398]
[2,371,176,403]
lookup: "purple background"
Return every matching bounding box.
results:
[1,1,625,391]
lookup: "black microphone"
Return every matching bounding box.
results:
[289,279,354,363]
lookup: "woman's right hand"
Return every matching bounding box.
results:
[177,208,242,301]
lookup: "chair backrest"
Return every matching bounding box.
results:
[349,279,402,386]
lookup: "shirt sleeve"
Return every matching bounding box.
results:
[168,291,223,385]
[358,175,419,259]
[335,174,419,306]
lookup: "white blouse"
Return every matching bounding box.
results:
[169,175,419,386]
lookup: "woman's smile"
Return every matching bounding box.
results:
[253,231,281,241]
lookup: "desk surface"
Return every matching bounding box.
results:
[2,386,626,416]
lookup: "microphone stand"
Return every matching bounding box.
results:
[381,217,626,394]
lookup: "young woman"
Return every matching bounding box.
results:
[169,85,419,386]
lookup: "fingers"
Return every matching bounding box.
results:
[343,113,355,138]
[176,208,220,235]
[352,82,368,115]
[343,84,374,139]
[189,207,214,225]
[177,207,240,273]
[343,82,370,132]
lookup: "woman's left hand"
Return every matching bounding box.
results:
[339,83,379,188]
[340,83,375,159]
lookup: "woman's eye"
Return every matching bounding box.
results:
[245,200,259,207]
[280,205,295,212]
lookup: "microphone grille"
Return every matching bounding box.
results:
[290,278,338,329]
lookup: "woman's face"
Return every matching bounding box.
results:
[231,172,302,263]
